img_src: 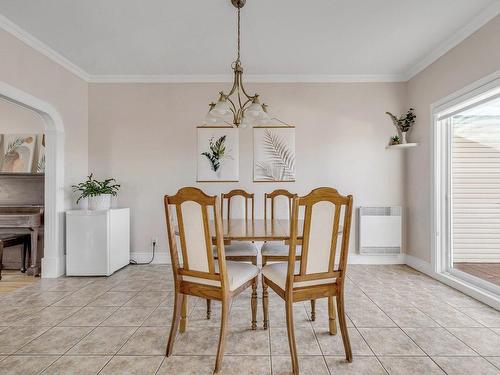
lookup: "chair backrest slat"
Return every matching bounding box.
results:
[221,189,254,220]
[287,187,353,290]
[164,187,228,289]
[264,189,296,221]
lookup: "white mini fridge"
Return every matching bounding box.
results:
[66,208,130,276]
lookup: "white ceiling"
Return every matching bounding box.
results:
[0,0,499,81]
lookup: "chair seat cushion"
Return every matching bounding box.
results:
[183,261,259,291]
[261,242,301,257]
[214,242,258,257]
[262,262,336,290]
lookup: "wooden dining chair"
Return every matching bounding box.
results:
[205,189,258,319]
[261,189,319,325]
[261,189,298,267]
[164,187,259,373]
[261,187,353,375]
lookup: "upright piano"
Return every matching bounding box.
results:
[0,173,44,276]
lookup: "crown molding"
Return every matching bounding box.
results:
[0,14,90,81]
[88,73,405,83]
[403,1,500,81]
[2,3,499,84]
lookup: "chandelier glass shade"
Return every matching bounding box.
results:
[204,0,273,128]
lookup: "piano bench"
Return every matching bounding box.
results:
[0,234,31,280]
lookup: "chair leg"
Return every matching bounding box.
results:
[336,292,352,362]
[251,277,257,330]
[206,299,211,320]
[21,239,28,273]
[262,278,269,330]
[0,242,3,281]
[285,298,299,375]
[328,296,337,335]
[310,299,316,321]
[180,295,188,333]
[166,291,184,356]
[214,298,230,373]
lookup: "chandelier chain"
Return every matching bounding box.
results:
[237,7,241,62]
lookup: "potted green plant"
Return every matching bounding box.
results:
[389,135,401,145]
[386,108,416,143]
[72,174,120,210]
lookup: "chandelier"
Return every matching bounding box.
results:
[204,0,272,128]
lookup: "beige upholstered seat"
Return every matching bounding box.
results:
[214,242,258,257]
[184,261,259,291]
[261,242,301,257]
[262,262,336,290]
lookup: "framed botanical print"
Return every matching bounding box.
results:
[197,126,239,182]
[254,126,295,182]
[1,134,36,173]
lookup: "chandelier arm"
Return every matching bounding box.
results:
[240,98,253,112]
[238,71,257,101]
[226,96,238,115]
[227,69,240,97]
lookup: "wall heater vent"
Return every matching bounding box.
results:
[359,206,402,255]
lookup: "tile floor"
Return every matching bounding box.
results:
[0,264,499,374]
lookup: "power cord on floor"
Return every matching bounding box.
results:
[129,240,156,265]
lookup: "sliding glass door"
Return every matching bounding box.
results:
[450,96,500,288]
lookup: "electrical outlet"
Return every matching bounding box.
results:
[151,237,158,247]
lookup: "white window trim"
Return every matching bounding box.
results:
[431,70,500,309]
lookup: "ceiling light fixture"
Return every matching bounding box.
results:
[204,0,273,128]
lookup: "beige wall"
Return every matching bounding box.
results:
[0,28,89,204]
[0,98,44,133]
[0,98,45,170]
[406,15,500,263]
[89,82,407,257]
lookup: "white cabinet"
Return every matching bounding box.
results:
[66,208,130,276]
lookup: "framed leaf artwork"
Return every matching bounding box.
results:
[0,134,36,173]
[253,126,296,182]
[36,134,46,173]
[197,126,239,182]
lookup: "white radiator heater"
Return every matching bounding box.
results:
[359,206,402,255]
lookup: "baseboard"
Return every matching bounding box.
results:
[41,255,66,278]
[405,254,500,310]
[404,254,434,275]
[129,251,406,265]
[130,251,170,265]
[347,253,406,264]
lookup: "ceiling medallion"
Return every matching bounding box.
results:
[204,0,275,128]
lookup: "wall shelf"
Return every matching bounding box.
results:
[386,143,418,149]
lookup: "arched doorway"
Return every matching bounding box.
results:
[0,81,65,278]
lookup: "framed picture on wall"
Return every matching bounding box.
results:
[197,126,239,182]
[254,125,296,182]
[36,134,45,173]
[0,134,36,173]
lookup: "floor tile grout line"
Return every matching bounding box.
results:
[485,356,500,372]
[440,325,488,357]
[349,278,445,359]
[154,355,168,375]
[302,302,332,375]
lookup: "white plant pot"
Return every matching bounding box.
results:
[401,132,408,144]
[89,194,112,210]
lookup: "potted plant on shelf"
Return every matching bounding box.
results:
[386,108,416,144]
[389,135,401,145]
[72,174,120,210]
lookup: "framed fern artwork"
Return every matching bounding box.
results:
[197,126,239,182]
[253,126,296,182]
